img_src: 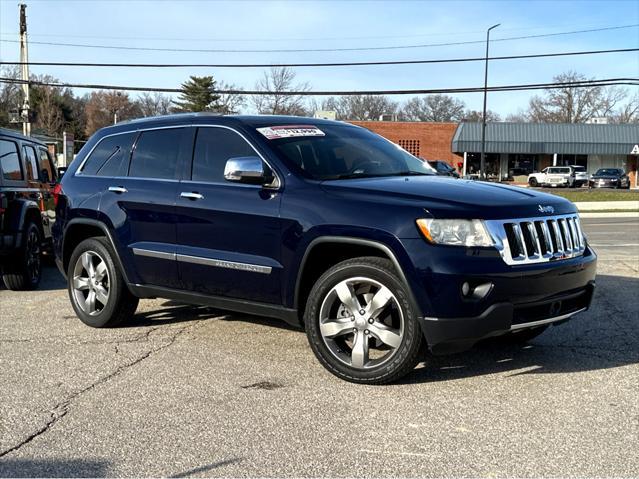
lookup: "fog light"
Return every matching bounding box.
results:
[461,282,471,296]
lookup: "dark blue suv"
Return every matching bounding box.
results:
[53,114,596,384]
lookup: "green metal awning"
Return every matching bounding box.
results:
[451,122,639,156]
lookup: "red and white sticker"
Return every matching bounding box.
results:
[257,125,325,140]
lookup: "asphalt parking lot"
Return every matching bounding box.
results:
[1,217,638,477]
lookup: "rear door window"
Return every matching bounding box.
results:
[81,133,136,177]
[129,128,186,180]
[191,127,256,183]
[22,145,39,181]
[0,139,23,181]
[38,147,55,183]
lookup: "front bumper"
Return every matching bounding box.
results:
[400,239,597,354]
[424,282,594,354]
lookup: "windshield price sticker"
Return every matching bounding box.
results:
[257,125,325,139]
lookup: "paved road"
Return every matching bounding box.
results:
[1,218,637,477]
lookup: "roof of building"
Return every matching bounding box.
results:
[452,122,639,156]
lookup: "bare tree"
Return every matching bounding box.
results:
[85,91,141,136]
[402,95,466,122]
[462,109,502,122]
[33,82,64,137]
[216,81,245,114]
[0,66,22,128]
[526,71,628,123]
[252,67,310,115]
[610,92,639,124]
[137,92,172,117]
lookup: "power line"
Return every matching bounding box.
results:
[0,21,623,43]
[0,24,637,53]
[0,76,636,96]
[1,47,637,69]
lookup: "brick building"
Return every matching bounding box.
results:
[349,121,459,166]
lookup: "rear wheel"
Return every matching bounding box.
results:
[68,237,138,328]
[2,221,42,291]
[304,257,423,384]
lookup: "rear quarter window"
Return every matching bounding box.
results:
[80,133,136,177]
[0,139,23,181]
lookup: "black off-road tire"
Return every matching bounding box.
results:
[528,178,538,187]
[304,257,424,384]
[2,221,42,291]
[67,237,139,328]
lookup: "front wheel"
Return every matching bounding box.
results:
[67,237,139,328]
[528,178,538,187]
[304,257,424,384]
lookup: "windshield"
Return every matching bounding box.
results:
[263,124,435,180]
[595,169,621,176]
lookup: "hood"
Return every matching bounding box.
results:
[320,175,575,219]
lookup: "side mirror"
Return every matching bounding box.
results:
[224,156,274,185]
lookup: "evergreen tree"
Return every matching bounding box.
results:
[172,76,221,112]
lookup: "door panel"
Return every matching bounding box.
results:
[175,126,283,304]
[96,127,192,289]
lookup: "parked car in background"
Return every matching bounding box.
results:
[528,166,569,187]
[427,160,460,178]
[570,165,589,187]
[589,168,631,189]
[54,114,596,384]
[0,128,58,290]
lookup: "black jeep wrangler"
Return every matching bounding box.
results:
[0,128,58,290]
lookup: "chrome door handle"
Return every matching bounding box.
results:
[108,186,127,194]
[180,192,204,200]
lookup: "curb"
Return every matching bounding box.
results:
[579,212,639,218]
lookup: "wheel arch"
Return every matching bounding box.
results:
[293,236,415,318]
[62,219,130,283]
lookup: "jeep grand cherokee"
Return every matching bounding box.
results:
[53,114,596,384]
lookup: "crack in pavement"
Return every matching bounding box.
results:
[0,321,202,459]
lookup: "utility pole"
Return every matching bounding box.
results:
[479,23,500,181]
[19,4,31,137]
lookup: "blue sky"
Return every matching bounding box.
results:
[0,0,638,116]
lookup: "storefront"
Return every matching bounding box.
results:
[452,122,639,186]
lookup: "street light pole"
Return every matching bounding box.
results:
[479,23,500,181]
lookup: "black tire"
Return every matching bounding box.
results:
[528,178,538,187]
[496,325,548,344]
[304,257,424,384]
[67,237,138,328]
[2,221,42,291]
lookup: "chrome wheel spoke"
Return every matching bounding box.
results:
[85,290,97,314]
[366,285,393,319]
[320,318,354,338]
[73,276,90,291]
[95,261,108,282]
[95,285,109,305]
[351,331,369,368]
[334,281,361,314]
[81,252,92,275]
[369,322,402,348]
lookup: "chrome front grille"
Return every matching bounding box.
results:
[485,214,586,265]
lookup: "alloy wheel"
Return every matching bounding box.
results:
[72,251,110,316]
[318,276,404,369]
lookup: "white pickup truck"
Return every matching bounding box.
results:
[528,166,587,187]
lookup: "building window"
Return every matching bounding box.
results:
[399,139,420,157]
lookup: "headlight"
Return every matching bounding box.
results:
[416,219,494,247]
